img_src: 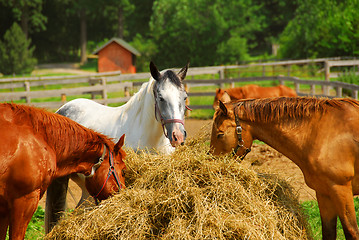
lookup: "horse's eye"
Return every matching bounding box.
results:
[217,133,224,139]
[184,96,187,101]
[159,97,164,102]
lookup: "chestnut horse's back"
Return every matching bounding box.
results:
[213,84,297,109]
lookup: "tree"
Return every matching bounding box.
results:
[0,0,47,39]
[0,23,37,75]
[149,0,262,68]
[279,0,359,59]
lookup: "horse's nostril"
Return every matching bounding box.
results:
[181,142,184,146]
[184,130,187,137]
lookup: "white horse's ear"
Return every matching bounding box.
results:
[150,61,161,81]
[177,62,189,81]
[220,91,231,103]
[218,100,228,115]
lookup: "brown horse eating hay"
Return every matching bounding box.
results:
[0,103,126,240]
[213,84,297,109]
[210,94,359,240]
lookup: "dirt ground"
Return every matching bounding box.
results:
[39,119,316,209]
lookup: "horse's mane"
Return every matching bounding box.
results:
[6,103,114,158]
[234,97,359,123]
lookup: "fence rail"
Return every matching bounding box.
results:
[1,58,359,110]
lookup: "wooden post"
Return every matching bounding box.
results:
[184,83,190,117]
[124,86,130,97]
[352,90,358,100]
[295,82,300,94]
[336,87,342,98]
[89,77,97,99]
[262,66,266,77]
[101,77,107,105]
[219,69,225,89]
[310,84,315,96]
[24,81,31,103]
[61,94,67,103]
[324,60,330,95]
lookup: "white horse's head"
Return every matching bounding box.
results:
[150,61,189,147]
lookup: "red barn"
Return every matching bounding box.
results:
[93,38,140,73]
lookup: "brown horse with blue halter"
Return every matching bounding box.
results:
[210,94,359,240]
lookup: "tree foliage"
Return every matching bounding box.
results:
[0,23,37,75]
[0,0,358,73]
[149,0,263,68]
[279,0,359,59]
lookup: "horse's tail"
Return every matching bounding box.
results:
[45,175,69,234]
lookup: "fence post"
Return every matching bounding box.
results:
[61,94,67,103]
[219,69,225,88]
[310,84,315,96]
[352,90,358,100]
[184,83,190,117]
[262,66,265,76]
[336,87,342,98]
[24,81,31,103]
[101,77,108,105]
[295,82,300,94]
[124,87,130,97]
[324,60,330,95]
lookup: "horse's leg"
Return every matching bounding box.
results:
[316,192,338,240]
[0,214,9,240]
[329,185,359,240]
[70,173,94,208]
[45,175,69,234]
[9,191,39,240]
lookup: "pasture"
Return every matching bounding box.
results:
[3,63,359,239]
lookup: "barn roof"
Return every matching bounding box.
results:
[93,38,141,56]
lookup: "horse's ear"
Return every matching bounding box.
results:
[218,100,228,115]
[177,62,189,81]
[150,61,161,81]
[216,88,221,94]
[220,91,231,103]
[114,134,125,152]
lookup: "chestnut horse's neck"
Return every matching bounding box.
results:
[7,103,110,175]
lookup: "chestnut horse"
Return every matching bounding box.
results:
[210,95,359,240]
[0,103,126,240]
[213,84,297,109]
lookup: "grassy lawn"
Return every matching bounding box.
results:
[302,198,359,240]
[6,206,45,240]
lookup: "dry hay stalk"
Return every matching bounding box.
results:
[45,133,311,240]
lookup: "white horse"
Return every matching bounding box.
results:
[45,62,189,233]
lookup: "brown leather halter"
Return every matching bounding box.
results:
[233,108,251,160]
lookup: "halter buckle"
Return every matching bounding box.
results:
[236,125,242,135]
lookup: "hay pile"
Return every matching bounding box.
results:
[45,134,311,239]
